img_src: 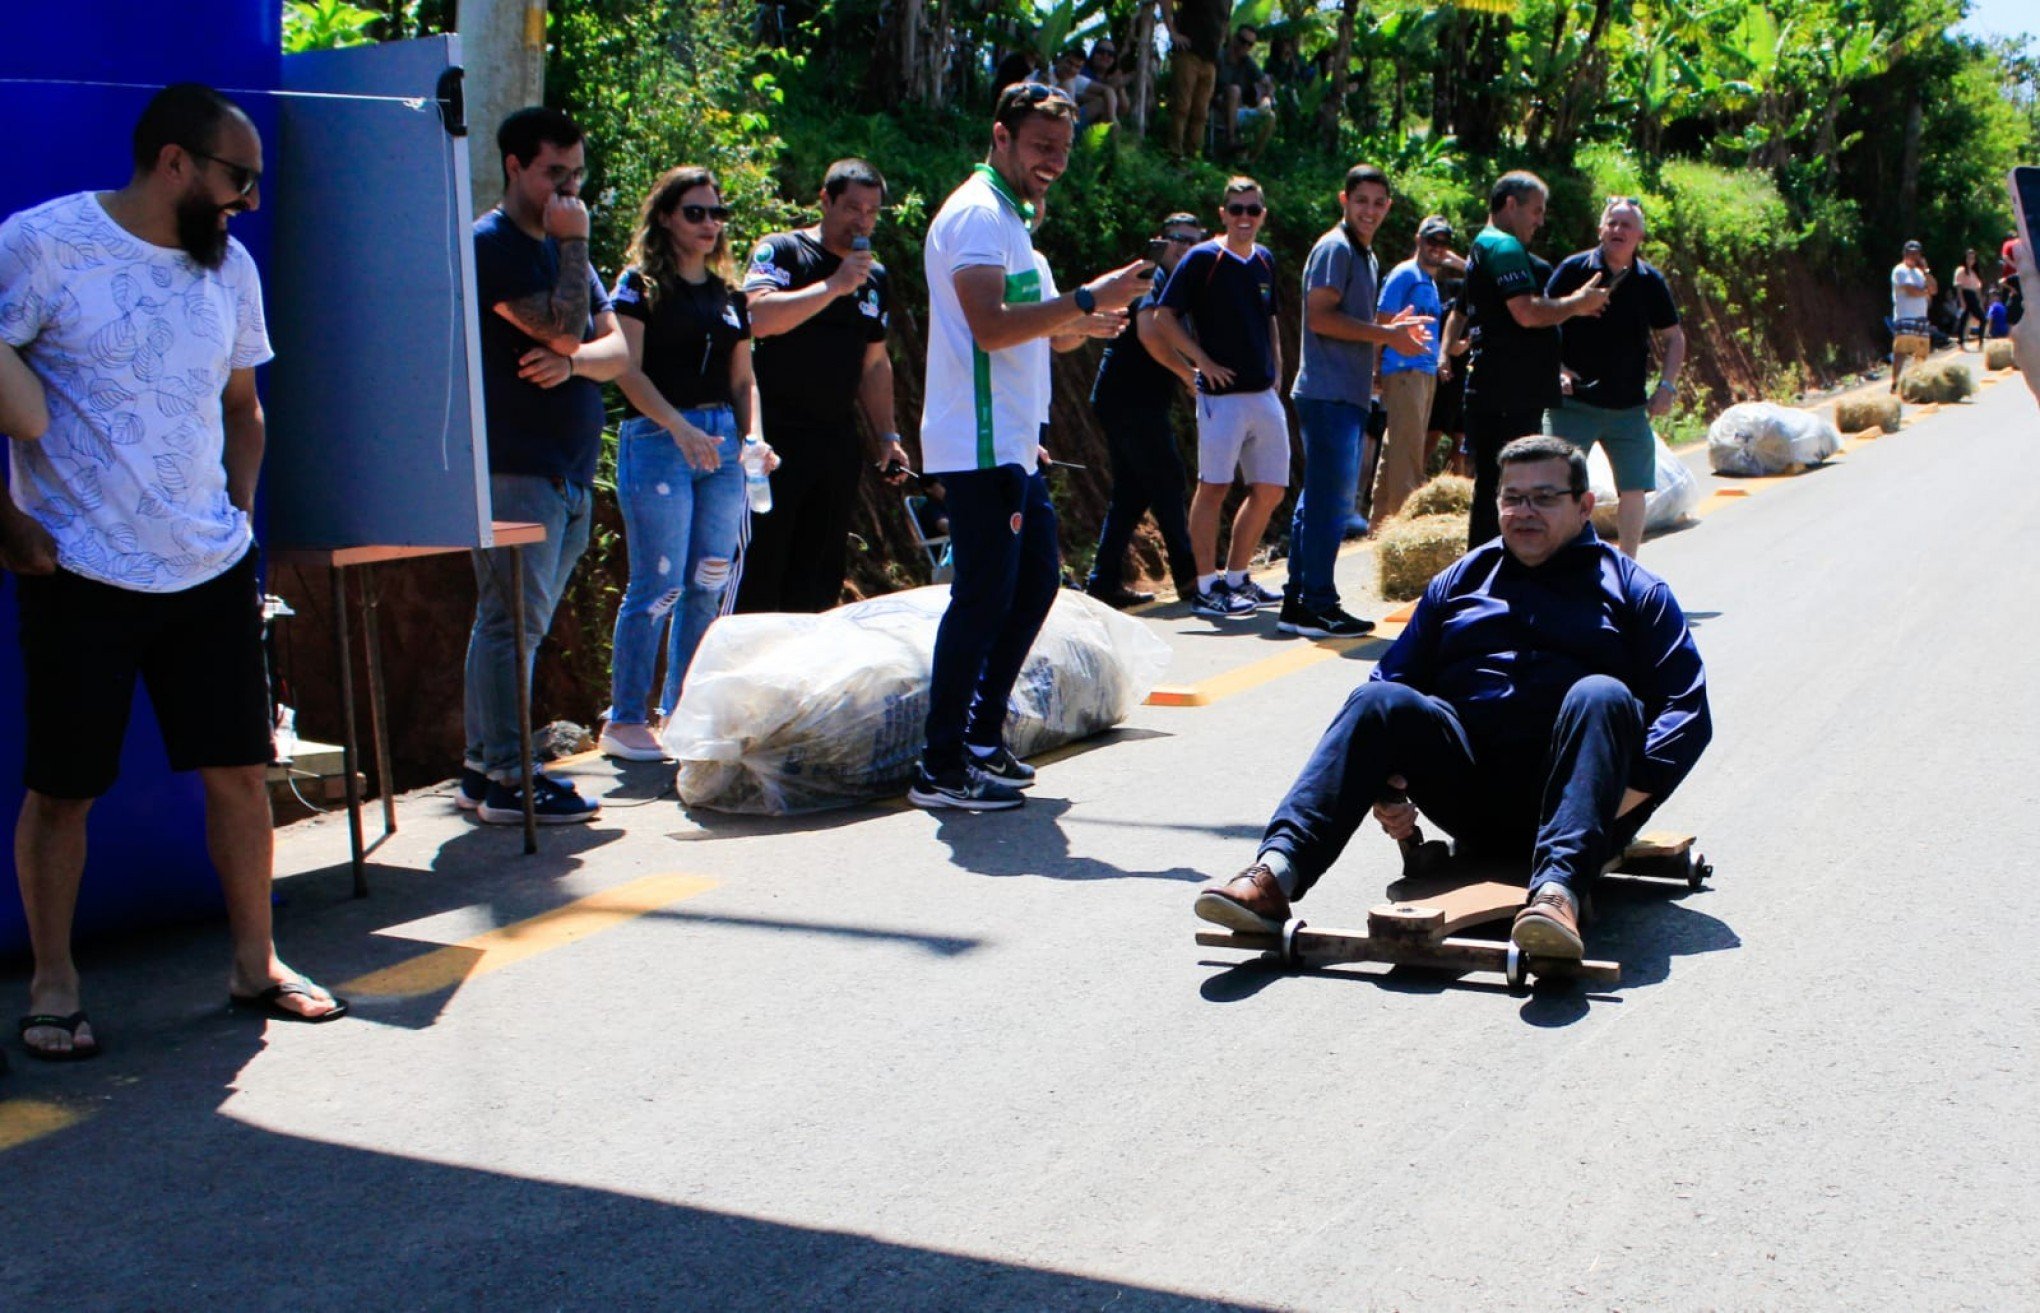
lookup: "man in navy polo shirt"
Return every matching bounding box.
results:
[460,107,628,824]
[1149,176,1288,620]
[1196,436,1710,959]
[1544,197,1686,558]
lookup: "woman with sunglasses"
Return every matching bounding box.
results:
[599,167,773,762]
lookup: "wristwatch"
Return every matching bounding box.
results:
[1073,285,1096,314]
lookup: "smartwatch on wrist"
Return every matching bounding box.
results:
[1073,285,1096,314]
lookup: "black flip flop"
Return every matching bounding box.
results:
[18,1011,101,1061]
[228,981,351,1023]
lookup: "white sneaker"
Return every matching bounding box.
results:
[598,722,670,762]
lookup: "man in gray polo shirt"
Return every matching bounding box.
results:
[1282,164,1430,638]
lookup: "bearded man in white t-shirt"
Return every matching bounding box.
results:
[0,84,348,1059]
[907,82,1151,811]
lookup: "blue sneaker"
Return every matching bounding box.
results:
[456,767,489,811]
[478,773,601,825]
[1234,575,1284,607]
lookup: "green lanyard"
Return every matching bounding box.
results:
[972,164,1036,227]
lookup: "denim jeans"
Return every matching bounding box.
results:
[607,409,747,725]
[1087,396,1199,595]
[1259,676,1657,899]
[923,464,1060,772]
[1285,396,1365,611]
[465,472,594,780]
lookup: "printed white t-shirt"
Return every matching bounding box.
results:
[0,191,272,592]
[919,166,1051,474]
[1891,263,1929,321]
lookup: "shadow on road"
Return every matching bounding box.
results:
[932,795,1207,883]
[0,1015,1277,1310]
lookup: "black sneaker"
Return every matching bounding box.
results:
[1193,581,1256,618]
[907,761,1024,811]
[477,773,602,825]
[1278,601,1375,638]
[968,745,1037,788]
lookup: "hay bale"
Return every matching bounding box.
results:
[1835,395,1901,434]
[1375,513,1467,601]
[1985,339,2017,371]
[1898,357,1975,404]
[1399,474,1475,520]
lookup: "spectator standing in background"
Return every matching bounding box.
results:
[601,168,771,763]
[1160,0,1231,158]
[1371,214,1454,523]
[1283,166,1431,639]
[1085,212,1205,608]
[462,107,626,822]
[1889,239,1934,394]
[1543,197,1685,560]
[1953,249,1986,350]
[1148,176,1287,620]
[736,159,905,616]
[1998,229,2022,326]
[1458,170,1608,549]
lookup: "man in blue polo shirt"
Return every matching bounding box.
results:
[1544,197,1685,559]
[460,107,628,824]
[1371,214,1455,522]
[1149,176,1288,619]
[1196,435,1710,959]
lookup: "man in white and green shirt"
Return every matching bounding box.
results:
[911,82,1150,810]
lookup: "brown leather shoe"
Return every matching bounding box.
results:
[1194,863,1292,934]
[1511,885,1584,958]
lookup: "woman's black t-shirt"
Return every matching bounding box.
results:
[611,266,751,417]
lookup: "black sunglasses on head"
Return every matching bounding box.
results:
[680,203,731,224]
[1225,202,1264,218]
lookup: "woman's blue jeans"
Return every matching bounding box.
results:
[606,409,747,724]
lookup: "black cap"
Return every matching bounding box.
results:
[1418,215,1454,241]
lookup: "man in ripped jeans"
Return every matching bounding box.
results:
[458,107,628,824]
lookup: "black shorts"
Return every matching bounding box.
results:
[15,546,273,799]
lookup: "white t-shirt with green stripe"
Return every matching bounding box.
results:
[920,166,1051,474]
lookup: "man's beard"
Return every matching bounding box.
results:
[175,190,234,269]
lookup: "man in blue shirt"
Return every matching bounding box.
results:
[460,108,628,824]
[1195,435,1711,958]
[1372,214,1455,522]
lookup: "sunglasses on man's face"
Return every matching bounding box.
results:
[1225,203,1264,218]
[680,204,731,224]
[189,150,261,198]
[1164,231,1204,244]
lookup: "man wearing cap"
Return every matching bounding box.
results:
[1543,197,1685,559]
[1371,215,1456,523]
[1889,240,1935,394]
[1085,212,1204,607]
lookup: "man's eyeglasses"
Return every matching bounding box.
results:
[189,150,260,198]
[680,204,732,224]
[1497,487,1581,512]
[1225,202,1264,218]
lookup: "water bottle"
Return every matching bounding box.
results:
[742,435,773,514]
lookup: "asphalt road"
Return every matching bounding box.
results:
[4,367,2036,1310]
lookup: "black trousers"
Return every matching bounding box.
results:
[734,421,862,614]
[1087,395,1198,595]
[1465,405,1547,548]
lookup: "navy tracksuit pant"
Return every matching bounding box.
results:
[1260,676,1656,898]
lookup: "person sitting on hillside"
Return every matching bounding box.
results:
[1081,38,1131,125]
[1053,46,1118,128]
[1194,436,1712,959]
[1219,26,1277,162]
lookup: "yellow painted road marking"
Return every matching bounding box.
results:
[1146,634,1386,707]
[341,872,720,998]
[0,1099,85,1151]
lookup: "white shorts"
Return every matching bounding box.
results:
[1196,388,1292,486]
